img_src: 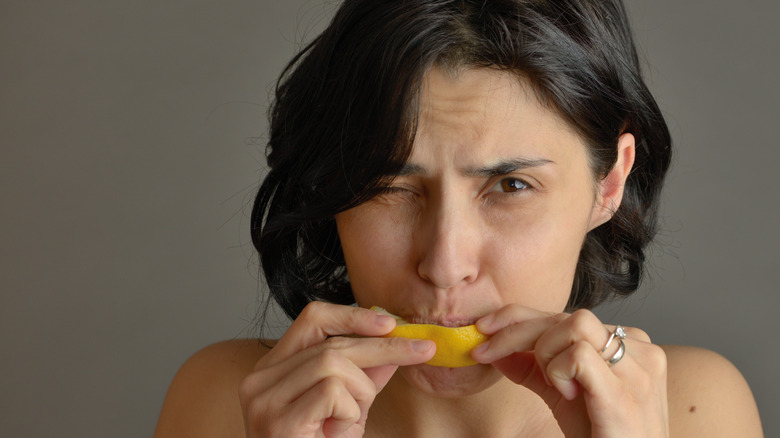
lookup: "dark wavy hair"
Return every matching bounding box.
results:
[251,0,672,320]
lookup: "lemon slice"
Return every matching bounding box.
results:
[371,306,488,368]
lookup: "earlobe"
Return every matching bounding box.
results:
[588,133,636,231]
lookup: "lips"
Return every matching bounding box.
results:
[372,306,489,367]
[375,305,482,328]
[405,315,478,327]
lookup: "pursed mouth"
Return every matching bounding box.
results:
[405,316,478,327]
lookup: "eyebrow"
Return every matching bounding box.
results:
[463,158,555,177]
[397,163,427,176]
[395,158,554,177]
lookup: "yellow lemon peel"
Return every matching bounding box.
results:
[371,306,488,368]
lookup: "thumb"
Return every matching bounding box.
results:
[492,352,548,393]
[363,365,399,393]
[492,352,568,410]
[355,365,399,429]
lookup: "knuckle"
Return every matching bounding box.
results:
[379,335,423,358]
[318,375,346,398]
[237,375,255,405]
[316,345,348,370]
[322,335,351,351]
[339,399,362,424]
[533,337,555,362]
[383,335,411,349]
[545,358,572,381]
[299,300,327,320]
[569,309,596,329]
[238,375,276,423]
[246,396,263,419]
[570,339,593,361]
[566,309,599,340]
[495,321,523,341]
[630,327,652,343]
[359,382,379,403]
[547,312,570,325]
[502,303,526,315]
[342,406,362,425]
[571,308,594,318]
[644,344,668,375]
[246,395,271,428]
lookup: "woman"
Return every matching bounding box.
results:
[155,0,763,436]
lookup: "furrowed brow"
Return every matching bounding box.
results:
[463,158,554,178]
[396,163,427,176]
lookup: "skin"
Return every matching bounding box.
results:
[154,68,764,437]
[337,67,634,401]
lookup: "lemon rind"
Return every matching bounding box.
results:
[371,306,487,368]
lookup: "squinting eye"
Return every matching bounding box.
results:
[376,185,418,199]
[495,177,529,193]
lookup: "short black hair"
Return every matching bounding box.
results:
[251,0,672,320]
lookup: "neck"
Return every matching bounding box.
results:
[365,367,560,438]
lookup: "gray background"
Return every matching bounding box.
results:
[1,1,777,437]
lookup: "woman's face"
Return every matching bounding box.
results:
[335,67,628,395]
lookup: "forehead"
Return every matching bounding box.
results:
[411,67,584,165]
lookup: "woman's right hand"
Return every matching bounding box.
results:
[238,301,436,438]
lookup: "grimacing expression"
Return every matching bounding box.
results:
[335,67,633,395]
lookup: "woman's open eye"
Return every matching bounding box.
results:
[491,177,530,193]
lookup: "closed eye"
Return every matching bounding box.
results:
[375,184,420,201]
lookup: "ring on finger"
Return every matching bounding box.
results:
[607,338,626,365]
[600,325,626,353]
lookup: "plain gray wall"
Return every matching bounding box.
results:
[1,1,777,437]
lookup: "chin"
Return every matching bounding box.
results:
[397,362,504,398]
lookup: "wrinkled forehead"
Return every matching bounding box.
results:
[414,65,581,145]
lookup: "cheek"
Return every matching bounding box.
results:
[485,200,593,310]
[336,207,412,301]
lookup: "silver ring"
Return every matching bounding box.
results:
[608,338,626,364]
[600,325,626,353]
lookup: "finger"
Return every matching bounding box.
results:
[282,376,363,438]
[489,351,546,391]
[533,309,612,375]
[475,303,560,335]
[335,336,436,369]
[241,346,399,438]
[545,339,620,401]
[262,337,429,405]
[621,325,651,343]
[265,302,396,366]
[242,336,434,406]
[277,336,434,385]
[546,337,668,434]
[281,349,377,404]
[363,365,400,394]
[472,312,568,364]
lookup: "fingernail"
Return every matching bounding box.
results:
[472,340,490,357]
[411,340,434,353]
[374,313,395,328]
[557,380,579,400]
[476,315,494,333]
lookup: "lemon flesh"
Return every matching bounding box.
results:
[371,306,488,368]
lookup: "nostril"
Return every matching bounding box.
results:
[416,249,479,290]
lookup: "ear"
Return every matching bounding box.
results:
[588,133,636,231]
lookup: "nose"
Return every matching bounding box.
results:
[416,197,480,290]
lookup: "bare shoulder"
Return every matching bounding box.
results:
[154,339,273,438]
[662,344,763,437]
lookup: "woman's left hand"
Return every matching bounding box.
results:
[472,305,669,438]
